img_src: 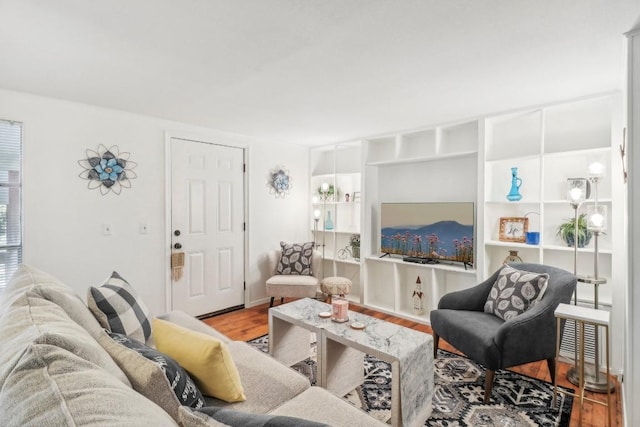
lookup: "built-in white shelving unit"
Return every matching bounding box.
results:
[309,93,625,328]
[310,142,362,302]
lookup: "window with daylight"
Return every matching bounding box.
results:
[0,120,22,292]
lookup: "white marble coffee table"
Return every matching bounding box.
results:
[268,298,433,427]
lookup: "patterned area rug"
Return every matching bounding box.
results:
[248,335,573,426]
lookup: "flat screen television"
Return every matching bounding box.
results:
[380,202,474,265]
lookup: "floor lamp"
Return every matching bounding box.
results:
[565,177,588,384]
[320,182,330,279]
[574,162,615,393]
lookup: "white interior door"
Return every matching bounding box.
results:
[170,137,244,316]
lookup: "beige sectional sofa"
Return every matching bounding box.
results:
[0,265,384,426]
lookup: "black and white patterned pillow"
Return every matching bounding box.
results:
[87,271,151,343]
[276,242,314,275]
[107,332,205,410]
[484,265,549,321]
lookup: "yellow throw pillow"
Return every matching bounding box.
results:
[152,318,246,402]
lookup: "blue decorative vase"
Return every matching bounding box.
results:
[324,210,334,230]
[506,167,523,201]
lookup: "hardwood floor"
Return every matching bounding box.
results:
[202,298,622,427]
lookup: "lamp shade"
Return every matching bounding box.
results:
[566,178,590,205]
[588,161,606,178]
[586,204,607,232]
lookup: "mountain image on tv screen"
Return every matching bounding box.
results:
[380,202,474,264]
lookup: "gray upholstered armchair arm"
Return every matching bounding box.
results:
[437,268,502,312]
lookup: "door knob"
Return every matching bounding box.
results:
[174,230,181,236]
[174,243,182,249]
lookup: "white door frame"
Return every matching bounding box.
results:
[164,131,249,313]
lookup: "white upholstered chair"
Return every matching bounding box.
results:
[265,249,322,307]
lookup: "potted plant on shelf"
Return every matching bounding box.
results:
[556,213,593,248]
[349,234,360,260]
[317,184,336,201]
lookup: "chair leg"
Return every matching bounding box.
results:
[280,297,284,304]
[432,333,440,359]
[484,370,495,403]
[546,357,556,383]
[269,297,274,307]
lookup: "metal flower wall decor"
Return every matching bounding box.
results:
[267,165,292,198]
[78,145,137,195]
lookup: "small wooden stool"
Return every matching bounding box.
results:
[320,276,352,301]
[553,303,612,427]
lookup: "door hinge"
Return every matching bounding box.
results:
[243,163,246,173]
[243,281,246,290]
[243,222,246,231]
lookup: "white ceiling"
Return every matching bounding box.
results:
[1,0,639,145]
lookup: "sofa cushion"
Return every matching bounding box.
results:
[276,242,314,275]
[153,318,246,403]
[87,271,152,343]
[99,331,204,422]
[177,406,231,427]
[203,341,310,414]
[195,406,328,427]
[270,386,387,427]
[0,265,104,340]
[484,265,549,321]
[0,283,130,388]
[0,343,177,427]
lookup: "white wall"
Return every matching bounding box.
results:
[0,88,310,316]
[625,27,640,427]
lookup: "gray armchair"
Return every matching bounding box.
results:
[430,263,576,403]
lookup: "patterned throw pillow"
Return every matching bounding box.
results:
[87,271,151,343]
[484,265,549,321]
[276,241,314,275]
[102,332,205,419]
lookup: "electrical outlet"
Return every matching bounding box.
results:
[102,224,112,236]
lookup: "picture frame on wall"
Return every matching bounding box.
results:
[498,217,528,243]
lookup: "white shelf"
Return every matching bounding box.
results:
[310,142,362,301]
[365,255,476,274]
[482,94,619,279]
[366,150,477,166]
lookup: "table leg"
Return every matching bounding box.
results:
[269,315,313,366]
[320,334,364,397]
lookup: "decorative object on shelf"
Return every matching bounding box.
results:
[349,234,360,260]
[266,166,292,198]
[506,167,523,201]
[324,210,334,230]
[503,250,523,265]
[525,232,540,245]
[352,191,361,202]
[78,144,137,195]
[556,213,592,248]
[498,217,528,243]
[412,276,424,315]
[317,183,336,201]
[345,193,350,202]
[331,296,349,322]
[524,212,540,245]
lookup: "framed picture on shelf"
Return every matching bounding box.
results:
[498,217,528,243]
